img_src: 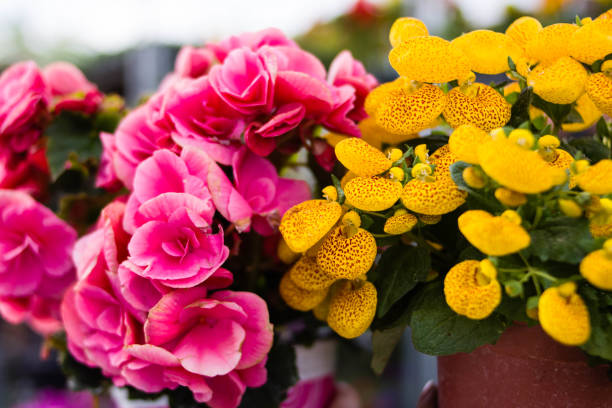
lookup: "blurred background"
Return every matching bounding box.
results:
[1,0,610,407]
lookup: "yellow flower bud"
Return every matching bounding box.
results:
[277,237,300,264]
[495,187,527,207]
[458,210,530,256]
[449,124,491,164]
[508,129,535,149]
[414,144,429,163]
[443,83,511,131]
[322,185,338,201]
[344,176,403,212]
[335,138,392,177]
[384,211,418,235]
[280,272,329,311]
[411,163,434,180]
[463,166,486,189]
[280,200,342,253]
[601,198,612,214]
[388,166,405,181]
[327,281,377,339]
[342,211,362,228]
[317,226,377,280]
[389,17,428,48]
[501,209,522,225]
[558,199,583,218]
[489,127,507,140]
[576,159,612,195]
[387,148,403,162]
[444,260,502,319]
[539,284,591,346]
[572,159,590,175]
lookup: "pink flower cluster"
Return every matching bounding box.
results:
[0,190,76,335]
[0,60,103,197]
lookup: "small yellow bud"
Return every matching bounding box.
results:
[463,166,486,189]
[526,306,539,320]
[388,166,405,181]
[495,187,527,207]
[572,159,590,175]
[384,211,418,235]
[411,163,433,179]
[322,185,338,201]
[501,209,522,225]
[489,127,507,140]
[342,211,362,228]
[414,144,429,163]
[538,135,561,149]
[476,259,497,285]
[600,198,612,214]
[508,128,535,149]
[581,17,593,25]
[387,148,403,162]
[419,214,442,225]
[557,281,577,299]
[558,199,583,218]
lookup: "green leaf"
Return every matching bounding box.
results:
[528,217,596,264]
[564,108,584,124]
[531,94,572,126]
[450,161,501,213]
[580,285,612,361]
[507,56,517,72]
[568,138,611,162]
[496,294,529,323]
[409,281,507,355]
[509,86,533,128]
[597,117,610,139]
[371,325,406,375]
[575,15,582,26]
[45,111,101,180]
[59,348,108,392]
[374,245,431,317]
[331,174,345,204]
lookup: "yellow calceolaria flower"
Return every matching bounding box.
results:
[580,239,612,290]
[401,174,467,215]
[591,218,612,238]
[562,93,602,132]
[508,128,535,149]
[411,163,434,180]
[335,138,392,177]
[277,237,299,264]
[505,16,543,49]
[359,117,419,147]
[344,176,403,212]
[495,187,527,207]
[585,72,612,117]
[443,83,512,131]
[322,185,338,201]
[389,36,471,83]
[342,210,362,229]
[527,56,587,105]
[450,30,524,75]
[388,167,405,181]
[316,226,377,280]
[558,199,583,218]
[525,23,578,64]
[569,18,612,65]
[537,135,560,159]
[389,17,429,48]
[449,124,491,164]
[364,77,413,117]
[280,199,342,253]
[387,148,403,162]
[539,282,591,346]
[288,256,336,291]
[327,280,377,339]
[279,272,329,311]
[576,160,612,195]
[384,209,418,235]
[419,213,442,225]
[376,83,447,135]
[340,170,357,189]
[458,210,530,256]
[444,259,502,319]
[414,144,429,163]
[477,138,565,194]
[463,166,487,189]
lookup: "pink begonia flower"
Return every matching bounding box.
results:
[0,61,48,152]
[122,287,272,407]
[233,147,310,235]
[175,46,216,79]
[209,47,277,115]
[327,50,377,122]
[321,84,360,138]
[244,103,305,157]
[0,190,76,335]
[0,147,49,199]
[208,27,298,63]
[95,131,123,191]
[42,62,103,115]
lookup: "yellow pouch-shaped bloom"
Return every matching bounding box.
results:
[359,116,419,147]
[335,138,391,177]
[562,93,602,132]
[280,272,329,311]
[317,226,377,280]
[505,16,543,49]
[418,214,441,225]
[494,187,527,207]
[277,237,299,264]
[344,176,402,211]
[527,57,587,105]
[389,36,471,83]
[327,280,377,339]
[443,83,511,131]
[376,83,446,135]
[580,247,612,290]
[289,256,336,291]
[444,260,502,319]
[458,210,530,256]
[279,200,342,253]
[591,219,612,238]
[576,160,612,195]
[401,175,466,216]
[364,77,412,117]
[525,23,578,64]
[389,17,428,48]
[449,124,491,164]
[569,19,612,65]
[451,30,524,75]
[586,72,612,117]
[539,283,591,346]
[477,138,564,194]
[384,210,418,235]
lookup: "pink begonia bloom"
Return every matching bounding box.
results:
[42,62,103,115]
[281,375,336,408]
[321,84,360,138]
[328,50,377,122]
[175,46,216,79]
[233,147,310,235]
[0,147,49,199]
[208,27,298,63]
[0,61,48,152]
[95,131,123,191]
[122,287,272,407]
[209,47,277,115]
[244,103,305,157]
[0,190,76,334]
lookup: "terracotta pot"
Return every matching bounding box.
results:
[437,324,612,408]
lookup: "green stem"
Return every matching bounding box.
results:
[359,210,387,219]
[531,206,543,229]
[372,233,391,238]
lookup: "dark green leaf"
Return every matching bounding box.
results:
[569,137,611,162]
[528,217,596,264]
[597,117,610,139]
[532,115,547,131]
[374,245,431,317]
[59,349,108,392]
[371,325,406,375]
[507,56,517,72]
[331,174,345,204]
[409,282,507,355]
[496,294,529,323]
[509,86,533,128]
[564,108,584,124]
[531,94,572,126]
[360,214,374,230]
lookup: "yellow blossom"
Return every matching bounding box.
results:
[569,18,612,64]
[279,200,342,253]
[359,117,419,147]
[562,94,602,133]
[342,211,361,228]
[527,57,587,104]
[558,199,583,218]
[576,160,612,195]
[322,185,338,201]
[458,210,530,256]
[463,167,486,189]
[591,219,612,238]
[340,171,357,189]
[387,148,403,162]
[316,226,377,280]
[401,176,466,215]
[586,72,612,117]
[389,17,428,47]
[450,30,524,75]
[384,209,418,235]
[277,237,299,264]
[280,272,329,311]
[327,280,377,339]
[539,282,591,346]
[525,23,578,64]
[364,77,413,117]
[289,256,336,291]
[508,128,535,149]
[344,176,402,211]
[388,166,405,182]
[443,83,511,131]
[449,124,491,164]
[419,214,442,225]
[505,16,543,49]
[495,187,527,207]
[580,241,612,290]
[335,138,392,177]
[414,144,429,163]
[444,260,502,319]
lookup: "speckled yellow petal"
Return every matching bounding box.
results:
[389,17,428,47]
[444,260,502,320]
[340,171,357,189]
[418,214,441,225]
[327,280,377,339]
[401,175,466,215]
[279,272,329,311]
[562,93,602,132]
[364,77,412,117]
[279,200,342,253]
[527,56,587,104]
[525,23,578,64]
[458,210,530,256]
[505,16,543,49]
[335,138,391,177]
[586,73,612,117]
[450,30,524,75]
[359,116,419,145]
[317,226,377,280]
[344,176,402,211]
[576,160,612,194]
[384,212,418,235]
[389,36,471,83]
[539,283,591,346]
[591,219,612,238]
[443,83,511,131]
[448,124,491,164]
[569,19,612,65]
[376,83,447,135]
[288,256,336,291]
[580,249,612,290]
